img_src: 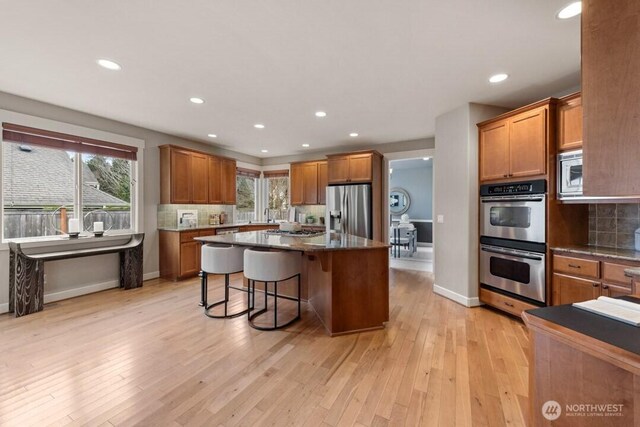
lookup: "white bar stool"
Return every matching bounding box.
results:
[244,249,302,330]
[201,244,247,318]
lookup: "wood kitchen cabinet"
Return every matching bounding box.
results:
[478,103,550,183]
[557,92,582,151]
[160,228,216,280]
[160,145,236,205]
[290,160,324,205]
[317,161,328,204]
[582,0,640,197]
[327,151,380,184]
[552,252,637,305]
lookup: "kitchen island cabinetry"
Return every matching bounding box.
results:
[160,145,236,205]
[196,231,390,336]
[478,101,553,183]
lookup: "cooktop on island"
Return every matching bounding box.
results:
[264,229,325,237]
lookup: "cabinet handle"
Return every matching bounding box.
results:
[592,283,599,288]
[503,174,508,178]
[504,302,515,308]
[602,285,609,289]
[568,264,582,269]
[508,173,513,177]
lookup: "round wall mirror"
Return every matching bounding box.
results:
[389,188,411,215]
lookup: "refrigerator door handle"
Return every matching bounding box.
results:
[341,190,348,234]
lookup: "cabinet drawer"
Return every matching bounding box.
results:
[180,230,200,243]
[602,262,635,287]
[199,229,215,237]
[480,288,538,318]
[553,255,600,279]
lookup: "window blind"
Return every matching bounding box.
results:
[236,167,260,178]
[2,122,138,161]
[263,169,289,178]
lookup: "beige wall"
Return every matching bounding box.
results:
[432,103,508,306]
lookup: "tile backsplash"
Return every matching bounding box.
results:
[158,204,233,228]
[294,205,326,224]
[589,203,640,249]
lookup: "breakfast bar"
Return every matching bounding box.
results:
[195,231,390,336]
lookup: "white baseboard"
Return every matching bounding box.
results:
[433,284,482,307]
[0,303,8,314]
[143,271,160,281]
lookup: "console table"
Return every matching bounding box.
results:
[9,233,144,317]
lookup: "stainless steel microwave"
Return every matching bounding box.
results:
[558,149,583,199]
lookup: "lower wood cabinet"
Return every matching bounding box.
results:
[552,252,637,305]
[479,287,539,318]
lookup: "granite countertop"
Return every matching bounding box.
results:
[551,245,640,263]
[158,223,325,232]
[195,231,389,252]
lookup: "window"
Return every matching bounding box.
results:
[2,122,137,240]
[236,168,260,223]
[264,170,289,220]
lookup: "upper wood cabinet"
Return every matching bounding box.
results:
[558,93,583,151]
[478,103,550,183]
[317,161,328,205]
[582,0,640,197]
[290,161,321,205]
[160,145,236,205]
[327,151,380,184]
[221,158,237,205]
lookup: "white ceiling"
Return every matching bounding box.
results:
[0,1,580,158]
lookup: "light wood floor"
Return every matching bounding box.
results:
[0,268,529,426]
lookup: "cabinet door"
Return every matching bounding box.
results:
[290,163,304,205]
[583,0,640,196]
[553,273,600,305]
[170,149,192,203]
[558,95,583,151]
[191,153,209,204]
[327,157,350,184]
[180,241,200,277]
[601,283,632,298]
[348,154,373,183]
[221,159,236,204]
[303,162,319,204]
[208,156,223,204]
[479,120,509,182]
[317,161,328,205]
[509,108,547,178]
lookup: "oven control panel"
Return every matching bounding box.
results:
[480,179,546,196]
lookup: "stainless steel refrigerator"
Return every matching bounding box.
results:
[326,184,372,239]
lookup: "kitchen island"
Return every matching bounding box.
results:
[523,301,640,426]
[195,231,390,336]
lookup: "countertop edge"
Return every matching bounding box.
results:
[551,246,640,262]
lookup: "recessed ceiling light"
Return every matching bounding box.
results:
[302,143,310,147]
[423,157,431,161]
[96,59,121,71]
[207,134,217,138]
[261,149,268,153]
[489,73,509,83]
[254,124,265,129]
[349,132,359,137]
[315,111,327,118]
[557,2,582,19]
[189,97,205,104]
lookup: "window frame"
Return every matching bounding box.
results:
[0,109,144,244]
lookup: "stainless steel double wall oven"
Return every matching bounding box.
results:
[480,180,547,305]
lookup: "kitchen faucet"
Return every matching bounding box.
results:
[264,208,271,223]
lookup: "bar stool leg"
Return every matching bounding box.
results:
[224,274,229,317]
[297,274,301,319]
[274,281,278,329]
[199,271,206,306]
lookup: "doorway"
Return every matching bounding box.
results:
[388,156,434,272]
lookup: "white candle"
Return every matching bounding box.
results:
[94,222,104,232]
[68,218,80,233]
